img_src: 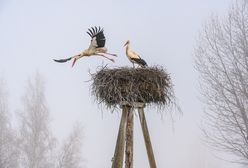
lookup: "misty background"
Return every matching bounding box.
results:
[0,0,243,167]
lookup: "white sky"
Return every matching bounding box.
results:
[0,0,243,167]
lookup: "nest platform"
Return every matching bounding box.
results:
[91,66,174,109]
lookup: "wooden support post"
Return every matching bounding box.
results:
[138,107,157,168]
[112,106,128,168]
[125,106,133,168]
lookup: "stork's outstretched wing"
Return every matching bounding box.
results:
[53,57,72,63]
[87,26,106,49]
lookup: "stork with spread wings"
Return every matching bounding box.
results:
[54,26,117,67]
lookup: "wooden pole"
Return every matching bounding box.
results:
[125,106,133,168]
[138,107,157,168]
[112,105,128,168]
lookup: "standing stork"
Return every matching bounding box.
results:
[124,40,147,68]
[54,26,117,67]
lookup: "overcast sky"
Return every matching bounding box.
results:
[0,0,243,167]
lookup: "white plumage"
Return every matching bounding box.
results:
[54,26,117,67]
[124,40,147,68]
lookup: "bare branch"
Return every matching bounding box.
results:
[0,78,19,168]
[195,0,248,165]
[18,72,56,168]
[57,125,84,168]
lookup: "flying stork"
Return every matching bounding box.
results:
[124,40,147,68]
[53,26,117,67]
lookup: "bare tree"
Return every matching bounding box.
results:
[0,79,19,168]
[18,73,56,168]
[195,0,248,164]
[57,125,84,168]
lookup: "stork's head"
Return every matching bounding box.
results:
[71,54,82,67]
[124,40,130,47]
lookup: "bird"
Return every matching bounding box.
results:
[53,26,117,67]
[124,40,147,68]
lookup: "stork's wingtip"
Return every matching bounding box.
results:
[53,58,69,63]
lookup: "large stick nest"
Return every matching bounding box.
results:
[91,66,175,109]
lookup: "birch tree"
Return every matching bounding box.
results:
[57,125,84,168]
[195,0,248,164]
[19,73,56,168]
[0,79,19,168]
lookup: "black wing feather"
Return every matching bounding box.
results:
[94,26,98,33]
[131,58,148,67]
[86,26,106,48]
[88,26,106,48]
[53,57,72,63]
[87,31,92,37]
[92,27,96,34]
[87,28,93,37]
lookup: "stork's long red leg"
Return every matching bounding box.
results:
[96,54,115,62]
[104,53,117,57]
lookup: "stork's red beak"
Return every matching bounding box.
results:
[72,58,77,67]
[124,41,128,47]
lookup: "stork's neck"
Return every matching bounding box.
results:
[125,44,131,54]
